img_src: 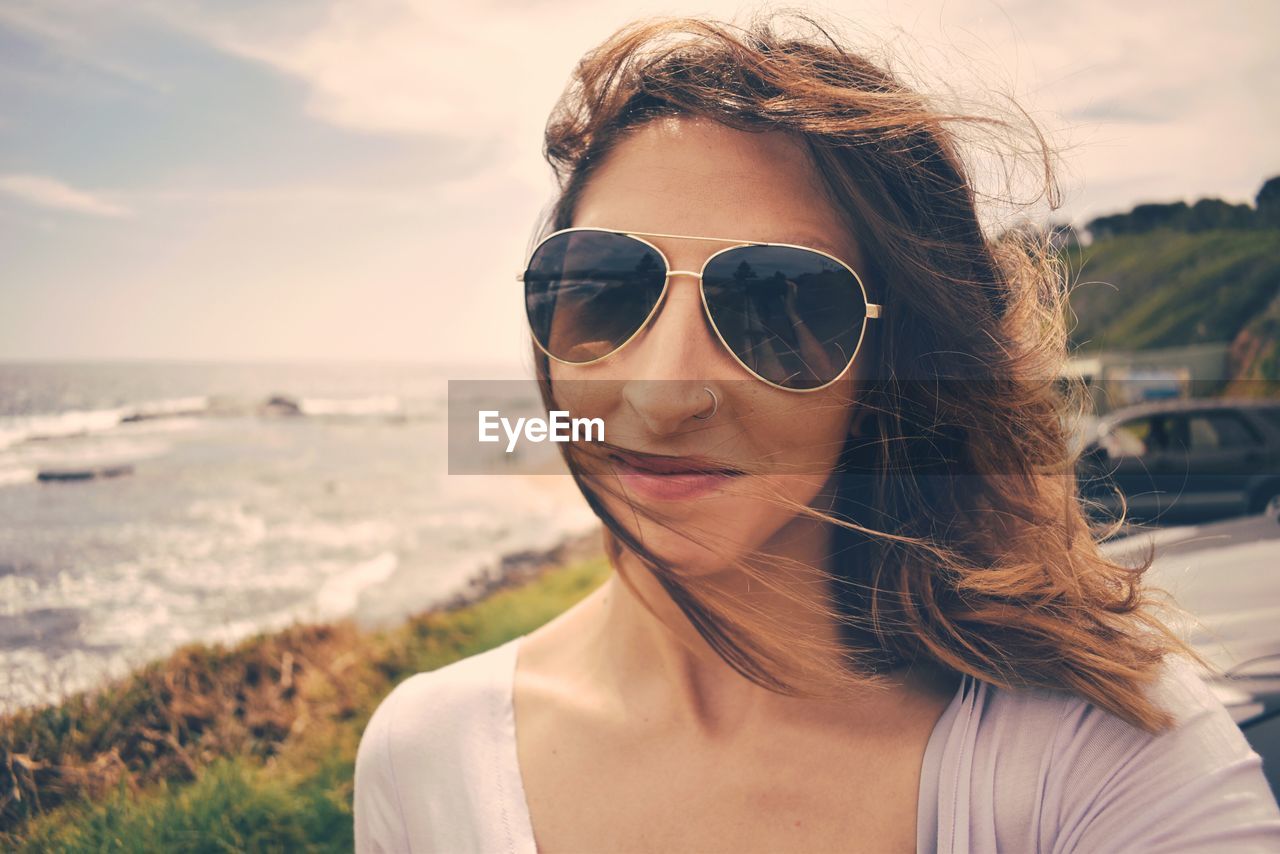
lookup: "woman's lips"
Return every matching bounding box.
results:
[608,451,740,501]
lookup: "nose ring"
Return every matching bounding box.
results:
[692,386,719,421]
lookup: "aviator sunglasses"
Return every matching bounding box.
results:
[518,227,882,392]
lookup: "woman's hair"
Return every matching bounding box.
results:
[528,10,1207,733]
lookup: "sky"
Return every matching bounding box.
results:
[0,0,1276,366]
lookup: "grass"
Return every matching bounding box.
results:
[18,756,353,853]
[1,552,611,851]
[1064,228,1280,353]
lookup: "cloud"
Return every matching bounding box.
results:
[143,0,607,141]
[0,2,171,93]
[144,0,1276,224]
[138,0,821,143]
[0,174,133,217]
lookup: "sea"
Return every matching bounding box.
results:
[0,361,597,714]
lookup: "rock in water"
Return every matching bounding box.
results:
[259,394,303,417]
[37,464,134,483]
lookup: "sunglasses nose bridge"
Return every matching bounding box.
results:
[625,270,723,374]
[654,269,711,332]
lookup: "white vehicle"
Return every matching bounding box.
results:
[1101,501,1280,797]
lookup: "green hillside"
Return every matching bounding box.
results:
[1063,228,1280,354]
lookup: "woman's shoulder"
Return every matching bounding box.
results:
[996,653,1258,787]
[978,651,1236,747]
[359,635,523,765]
[353,636,525,853]
[959,653,1280,851]
[370,637,521,729]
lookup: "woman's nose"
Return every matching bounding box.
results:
[618,275,725,433]
[625,275,717,381]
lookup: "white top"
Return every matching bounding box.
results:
[354,633,1280,853]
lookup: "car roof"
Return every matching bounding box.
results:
[1100,507,1280,684]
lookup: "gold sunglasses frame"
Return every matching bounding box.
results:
[516,226,884,393]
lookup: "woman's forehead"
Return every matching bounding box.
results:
[574,118,865,266]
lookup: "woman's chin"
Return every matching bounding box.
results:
[581,478,784,575]
[618,521,749,577]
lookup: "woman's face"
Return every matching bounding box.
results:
[550,116,872,576]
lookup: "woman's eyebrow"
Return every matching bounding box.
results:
[618,227,858,262]
[767,233,854,260]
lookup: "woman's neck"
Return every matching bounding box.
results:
[581,513,903,738]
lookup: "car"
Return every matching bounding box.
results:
[1101,502,1280,798]
[1078,398,1280,525]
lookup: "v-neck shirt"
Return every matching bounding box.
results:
[355,633,1280,853]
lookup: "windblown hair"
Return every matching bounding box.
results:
[527,10,1206,732]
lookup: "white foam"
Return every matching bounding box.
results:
[0,575,42,616]
[0,396,211,450]
[91,602,174,645]
[130,396,209,418]
[310,551,399,621]
[24,436,172,470]
[0,466,37,488]
[0,406,127,449]
[298,395,401,417]
[0,647,134,715]
[116,416,204,436]
[187,499,268,546]
[202,609,302,648]
[273,518,396,549]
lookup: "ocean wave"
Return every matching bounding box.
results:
[0,467,37,488]
[0,391,431,454]
[296,395,402,417]
[186,499,269,547]
[309,552,400,621]
[0,435,177,488]
[273,518,397,549]
[0,396,210,450]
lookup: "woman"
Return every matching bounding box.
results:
[355,12,1280,852]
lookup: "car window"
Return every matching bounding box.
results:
[1109,418,1155,456]
[1108,414,1192,456]
[1162,415,1191,451]
[1256,407,1280,433]
[1188,411,1261,449]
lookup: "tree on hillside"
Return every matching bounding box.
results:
[1081,175,1277,240]
[1189,198,1255,231]
[1087,202,1191,239]
[1258,176,1280,228]
[1086,212,1130,240]
[1128,201,1191,232]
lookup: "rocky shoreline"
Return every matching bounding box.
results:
[434,525,605,613]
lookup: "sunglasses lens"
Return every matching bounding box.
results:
[525,231,667,364]
[702,246,867,390]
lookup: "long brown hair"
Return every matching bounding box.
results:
[527,11,1206,733]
